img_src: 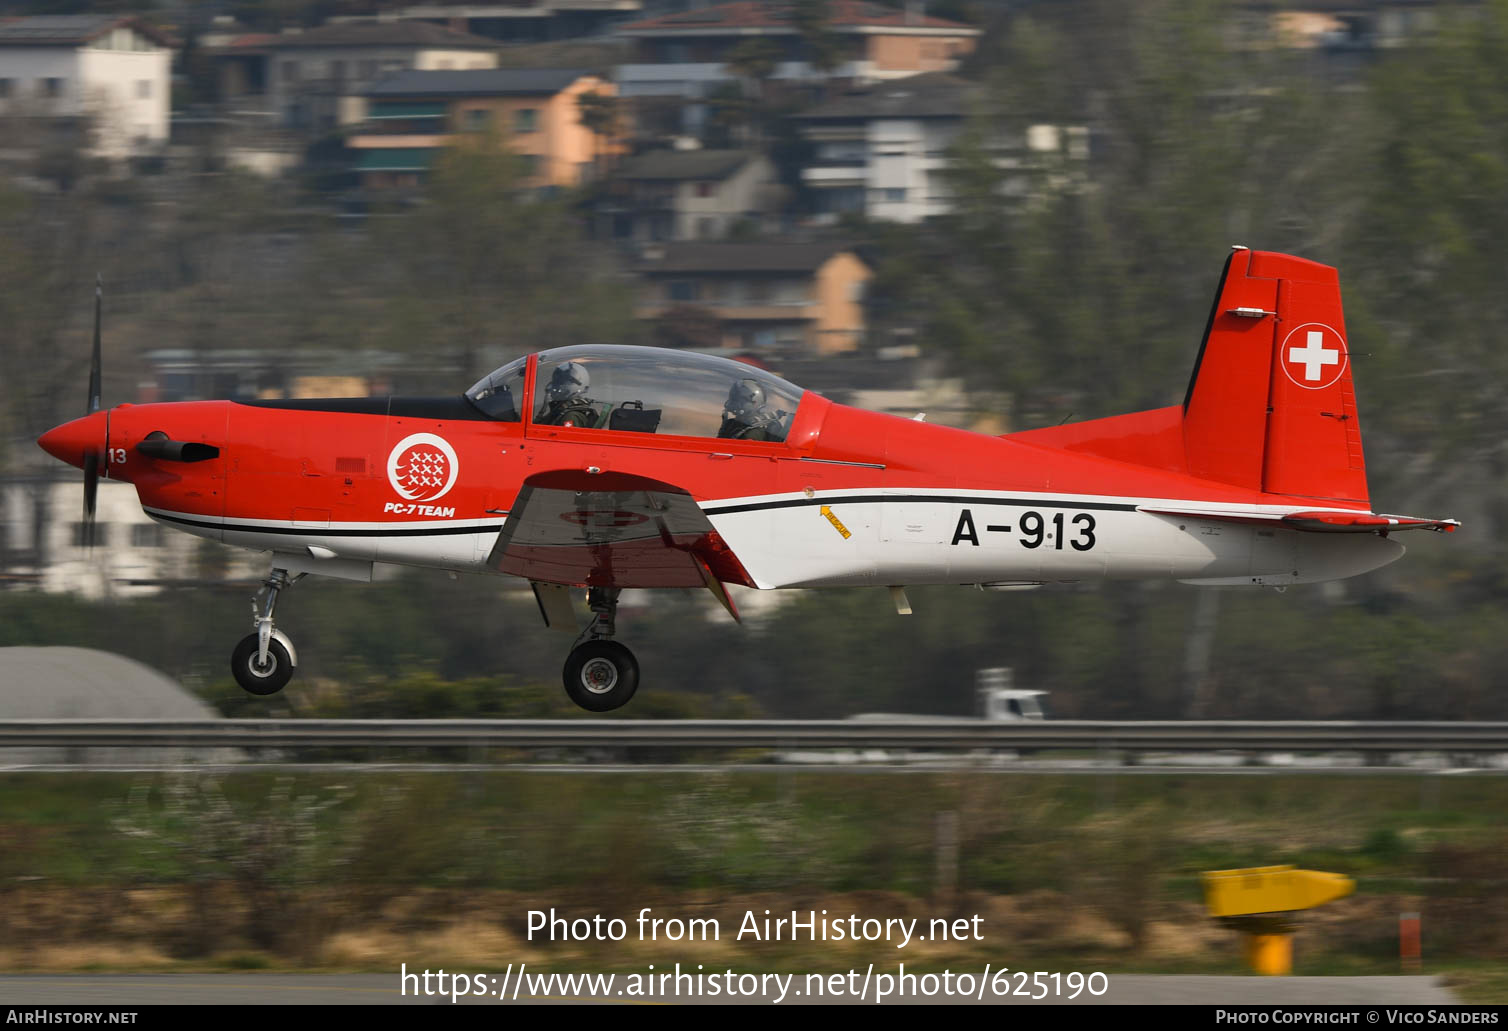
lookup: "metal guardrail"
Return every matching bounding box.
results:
[1,720,1507,752]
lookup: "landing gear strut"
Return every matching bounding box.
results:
[231,568,303,696]
[562,587,639,712]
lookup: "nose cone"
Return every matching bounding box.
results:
[37,411,107,470]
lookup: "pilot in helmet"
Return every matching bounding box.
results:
[718,377,781,441]
[537,362,600,428]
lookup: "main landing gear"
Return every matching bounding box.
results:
[231,568,303,696]
[227,572,639,710]
[562,587,639,712]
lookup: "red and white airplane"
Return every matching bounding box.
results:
[38,248,1456,710]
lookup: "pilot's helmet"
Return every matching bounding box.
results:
[547,362,590,402]
[725,378,766,420]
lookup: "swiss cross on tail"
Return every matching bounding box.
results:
[1281,323,1347,390]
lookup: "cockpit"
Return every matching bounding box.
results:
[465,345,806,444]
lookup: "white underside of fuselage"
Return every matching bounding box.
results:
[144,486,1405,590]
[702,488,1404,589]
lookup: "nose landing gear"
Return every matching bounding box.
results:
[231,568,303,696]
[562,587,639,711]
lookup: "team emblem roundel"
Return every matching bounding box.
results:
[1280,322,1348,391]
[387,432,459,502]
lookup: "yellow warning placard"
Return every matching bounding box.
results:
[820,504,852,539]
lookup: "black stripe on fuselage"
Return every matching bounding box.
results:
[150,511,505,538]
[701,494,1139,516]
[236,396,495,421]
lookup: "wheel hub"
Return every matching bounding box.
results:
[580,656,619,694]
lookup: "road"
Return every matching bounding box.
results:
[0,760,1504,775]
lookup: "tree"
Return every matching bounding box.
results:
[576,90,622,179]
[653,303,723,350]
[1345,0,1508,500]
[883,0,1366,423]
[0,185,100,461]
[725,36,780,85]
[723,37,783,145]
[369,136,641,385]
[704,81,757,149]
[791,0,844,80]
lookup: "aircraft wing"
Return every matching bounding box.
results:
[1139,506,1459,533]
[486,470,752,609]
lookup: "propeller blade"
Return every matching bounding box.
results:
[82,448,99,549]
[82,276,104,548]
[87,275,102,415]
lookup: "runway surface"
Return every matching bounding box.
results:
[0,973,1463,1005]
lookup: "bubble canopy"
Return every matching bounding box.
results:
[466,345,806,443]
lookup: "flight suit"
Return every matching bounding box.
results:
[538,398,602,428]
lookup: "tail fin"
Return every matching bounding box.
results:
[1183,247,1367,504]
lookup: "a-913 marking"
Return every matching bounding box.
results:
[951,508,1097,551]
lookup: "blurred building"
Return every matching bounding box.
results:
[634,241,870,355]
[594,147,781,241]
[330,2,646,44]
[795,71,975,222]
[795,72,1090,223]
[259,20,501,130]
[347,66,617,190]
[1237,0,1456,53]
[614,0,980,134]
[137,347,454,405]
[202,26,278,110]
[0,14,175,159]
[0,478,255,599]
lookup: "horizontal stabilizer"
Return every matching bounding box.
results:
[1282,511,1459,534]
[1140,506,1459,534]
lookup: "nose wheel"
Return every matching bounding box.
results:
[562,587,639,711]
[231,633,294,695]
[231,568,302,696]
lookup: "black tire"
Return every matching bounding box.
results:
[231,633,294,696]
[562,640,639,712]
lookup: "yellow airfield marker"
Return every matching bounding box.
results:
[1202,865,1355,975]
